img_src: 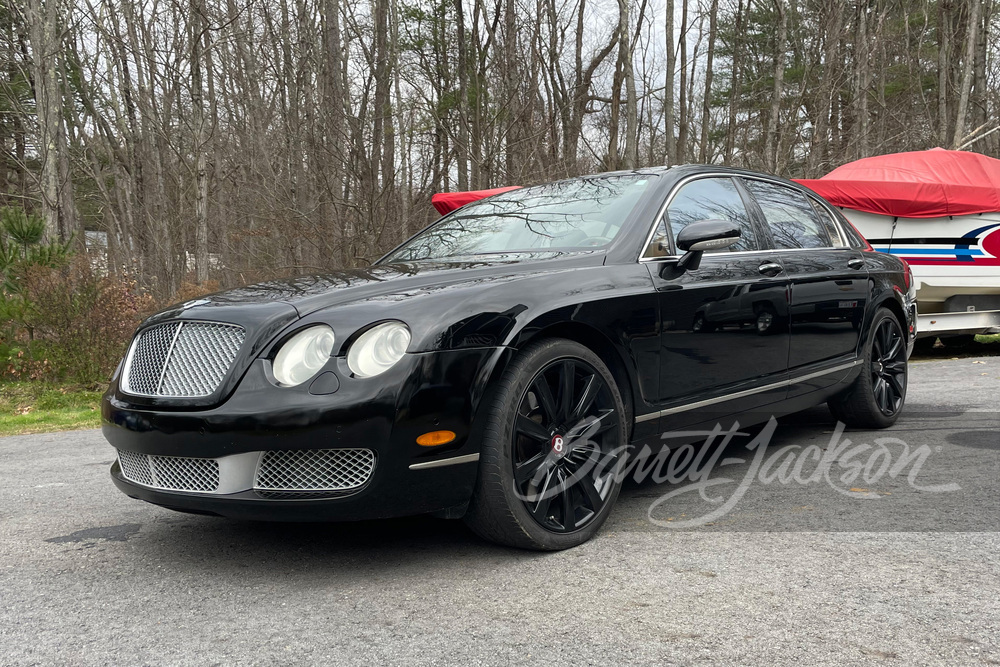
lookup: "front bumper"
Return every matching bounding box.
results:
[905,294,918,358]
[103,347,509,521]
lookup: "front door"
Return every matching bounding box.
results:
[643,176,791,431]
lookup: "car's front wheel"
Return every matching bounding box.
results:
[464,338,628,550]
[828,307,908,428]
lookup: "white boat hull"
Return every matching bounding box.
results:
[839,209,1000,335]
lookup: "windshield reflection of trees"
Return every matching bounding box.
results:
[384,175,650,262]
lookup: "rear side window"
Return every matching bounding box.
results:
[808,198,847,247]
[742,179,832,249]
[663,177,758,253]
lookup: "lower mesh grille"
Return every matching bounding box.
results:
[117,449,220,492]
[254,449,376,492]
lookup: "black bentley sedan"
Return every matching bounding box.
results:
[103,165,916,550]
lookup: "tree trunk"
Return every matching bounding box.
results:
[724,0,743,163]
[699,0,719,163]
[853,0,870,159]
[621,0,637,168]
[951,0,981,148]
[190,0,209,283]
[664,0,676,165]
[806,1,844,175]
[677,0,689,162]
[25,0,77,243]
[937,0,950,145]
[765,0,787,172]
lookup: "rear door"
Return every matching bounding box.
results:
[740,178,869,395]
[643,175,791,430]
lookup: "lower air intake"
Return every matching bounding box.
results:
[254,449,376,493]
[117,449,220,492]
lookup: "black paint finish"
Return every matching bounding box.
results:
[103,165,916,522]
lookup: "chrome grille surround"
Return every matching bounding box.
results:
[121,321,245,398]
[116,450,220,492]
[254,449,377,493]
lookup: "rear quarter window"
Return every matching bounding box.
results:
[742,179,832,250]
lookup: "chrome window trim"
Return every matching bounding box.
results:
[638,172,853,263]
[633,359,863,423]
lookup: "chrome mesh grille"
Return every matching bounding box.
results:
[126,323,177,396]
[254,449,376,492]
[117,449,155,487]
[117,449,220,492]
[123,321,245,398]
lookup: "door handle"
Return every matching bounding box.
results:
[758,262,783,277]
[848,258,865,270]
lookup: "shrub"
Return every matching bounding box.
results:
[3,257,153,387]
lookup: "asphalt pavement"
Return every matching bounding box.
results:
[1,356,998,665]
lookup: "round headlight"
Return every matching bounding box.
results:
[272,325,335,386]
[347,322,411,378]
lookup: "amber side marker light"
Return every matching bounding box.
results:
[416,430,456,447]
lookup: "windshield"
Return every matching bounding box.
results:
[380,174,653,263]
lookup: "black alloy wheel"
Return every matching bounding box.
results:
[464,338,628,550]
[829,307,908,429]
[511,357,621,533]
[869,316,907,416]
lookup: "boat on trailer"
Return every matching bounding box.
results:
[796,148,1000,340]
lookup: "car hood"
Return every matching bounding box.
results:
[148,252,606,323]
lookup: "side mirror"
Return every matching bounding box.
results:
[673,219,741,272]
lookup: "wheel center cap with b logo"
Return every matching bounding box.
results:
[551,434,566,457]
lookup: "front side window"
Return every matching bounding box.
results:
[742,179,832,249]
[644,216,671,258]
[662,177,758,253]
[381,175,653,263]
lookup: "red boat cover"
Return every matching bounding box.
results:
[431,186,522,215]
[794,148,1000,218]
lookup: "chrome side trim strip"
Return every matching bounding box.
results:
[634,359,863,423]
[786,360,863,385]
[409,453,481,470]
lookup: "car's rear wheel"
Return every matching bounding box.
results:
[464,338,628,550]
[828,307,908,428]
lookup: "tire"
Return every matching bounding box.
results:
[463,338,629,550]
[693,314,714,333]
[828,307,908,429]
